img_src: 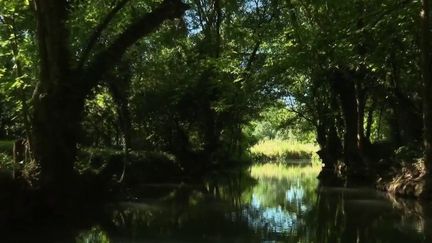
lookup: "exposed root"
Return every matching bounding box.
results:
[376,159,429,198]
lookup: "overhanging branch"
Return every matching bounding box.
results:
[81,0,189,88]
[77,0,132,70]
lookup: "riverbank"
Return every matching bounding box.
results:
[375,159,432,199]
[316,150,432,199]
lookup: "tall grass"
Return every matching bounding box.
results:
[250,139,318,163]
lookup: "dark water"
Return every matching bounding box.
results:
[75,165,432,243]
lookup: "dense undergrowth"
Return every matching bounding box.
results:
[0,140,250,189]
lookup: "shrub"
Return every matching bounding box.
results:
[0,153,13,170]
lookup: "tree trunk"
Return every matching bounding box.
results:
[389,52,422,145]
[32,87,85,187]
[108,68,132,182]
[203,100,220,160]
[356,83,367,152]
[32,0,77,188]
[365,100,375,141]
[421,0,432,173]
[331,70,361,167]
[316,121,341,170]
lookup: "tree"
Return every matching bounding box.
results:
[421,0,432,174]
[0,0,36,140]
[31,0,188,189]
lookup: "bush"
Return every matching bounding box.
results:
[0,153,13,170]
[76,148,183,184]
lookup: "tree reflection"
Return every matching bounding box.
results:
[74,165,432,243]
[76,226,110,243]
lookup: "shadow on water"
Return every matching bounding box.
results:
[7,162,432,242]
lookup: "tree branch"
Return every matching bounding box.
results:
[77,0,132,70]
[81,0,189,88]
[245,41,261,72]
[194,0,209,30]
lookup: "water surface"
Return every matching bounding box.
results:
[76,164,432,243]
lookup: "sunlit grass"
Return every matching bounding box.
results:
[250,139,318,162]
[250,163,321,180]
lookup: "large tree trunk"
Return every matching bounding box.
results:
[388,52,422,146]
[316,120,341,171]
[32,87,85,187]
[421,0,432,173]
[315,82,342,171]
[331,70,361,168]
[32,0,77,188]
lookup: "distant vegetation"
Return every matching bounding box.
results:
[246,103,318,164]
[250,139,318,163]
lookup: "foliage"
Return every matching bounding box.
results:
[0,153,13,171]
[0,0,429,187]
[246,103,316,143]
[76,226,110,243]
[20,159,40,186]
[0,140,13,154]
[0,0,36,138]
[76,147,183,183]
[82,86,119,148]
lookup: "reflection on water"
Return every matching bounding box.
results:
[78,164,432,243]
[76,226,110,243]
[236,165,319,241]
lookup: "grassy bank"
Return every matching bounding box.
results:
[250,139,319,164]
